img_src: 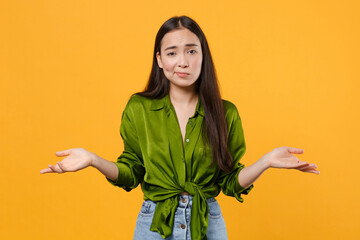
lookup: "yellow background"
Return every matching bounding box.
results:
[1,0,359,239]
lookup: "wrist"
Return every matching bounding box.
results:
[259,154,271,170]
[89,153,100,168]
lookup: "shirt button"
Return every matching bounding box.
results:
[186,139,190,143]
[180,224,186,229]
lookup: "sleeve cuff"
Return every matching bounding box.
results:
[233,169,254,202]
[105,162,133,192]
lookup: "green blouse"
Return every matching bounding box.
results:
[106,94,253,239]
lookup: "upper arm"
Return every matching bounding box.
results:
[216,100,253,202]
[106,96,145,191]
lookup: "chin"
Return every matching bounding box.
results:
[170,80,198,90]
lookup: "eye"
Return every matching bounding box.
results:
[188,49,197,54]
[167,52,176,56]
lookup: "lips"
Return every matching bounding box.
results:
[176,72,189,78]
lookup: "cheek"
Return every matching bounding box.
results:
[192,58,203,73]
[162,58,177,72]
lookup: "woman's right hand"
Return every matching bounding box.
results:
[40,148,97,174]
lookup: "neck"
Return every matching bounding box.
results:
[169,84,198,106]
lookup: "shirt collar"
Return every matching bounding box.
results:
[150,94,204,117]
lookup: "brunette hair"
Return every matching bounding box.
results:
[136,16,233,173]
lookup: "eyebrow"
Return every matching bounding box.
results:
[164,43,199,51]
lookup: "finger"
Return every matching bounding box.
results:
[297,166,314,172]
[40,168,54,174]
[297,163,317,171]
[48,164,64,174]
[57,161,67,172]
[299,168,320,175]
[56,149,71,157]
[54,163,64,173]
[294,162,309,168]
[295,162,319,173]
[287,147,304,154]
[48,164,56,172]
[284,159,308,169]
[48,164,59,173]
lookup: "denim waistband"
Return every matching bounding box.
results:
[177,195,216,208]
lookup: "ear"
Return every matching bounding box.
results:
[156,52,163,69]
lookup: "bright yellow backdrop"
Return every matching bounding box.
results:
[1,0,359,239]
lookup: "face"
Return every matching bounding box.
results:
[156,28,203,91]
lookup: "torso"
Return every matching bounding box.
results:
[171,99,198,145]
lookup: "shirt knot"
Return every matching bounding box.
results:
[184,181,197,195]
[150,183,209,240]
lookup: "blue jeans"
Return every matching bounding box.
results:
[133,195,228,240]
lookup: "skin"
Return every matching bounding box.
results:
[156,28,202,91]
[40,28,319,189]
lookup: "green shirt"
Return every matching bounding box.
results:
[107,94,253,239]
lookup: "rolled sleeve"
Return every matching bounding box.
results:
[217,162,253,203]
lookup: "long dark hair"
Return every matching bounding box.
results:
[137,16,233,173]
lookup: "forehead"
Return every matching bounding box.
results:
[160,28,201,49]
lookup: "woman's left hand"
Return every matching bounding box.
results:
[262,146,320,174]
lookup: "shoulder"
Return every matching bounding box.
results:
[124,94,154,113]
[127,94,152,105]
[222,99,241,121]
[222,99,245,134]
[222,99,237,112]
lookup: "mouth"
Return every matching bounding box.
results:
[176,72,190,78]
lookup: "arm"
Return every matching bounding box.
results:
[238,146,320,189]
[40,97,145,187]
[218,101,319,201]
[91,154,119,182]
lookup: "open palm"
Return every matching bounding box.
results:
[40,148,95,174]
[265,146,319,174]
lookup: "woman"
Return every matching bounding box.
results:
[40,16,319,240]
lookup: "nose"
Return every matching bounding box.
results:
[178,54,189,68]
